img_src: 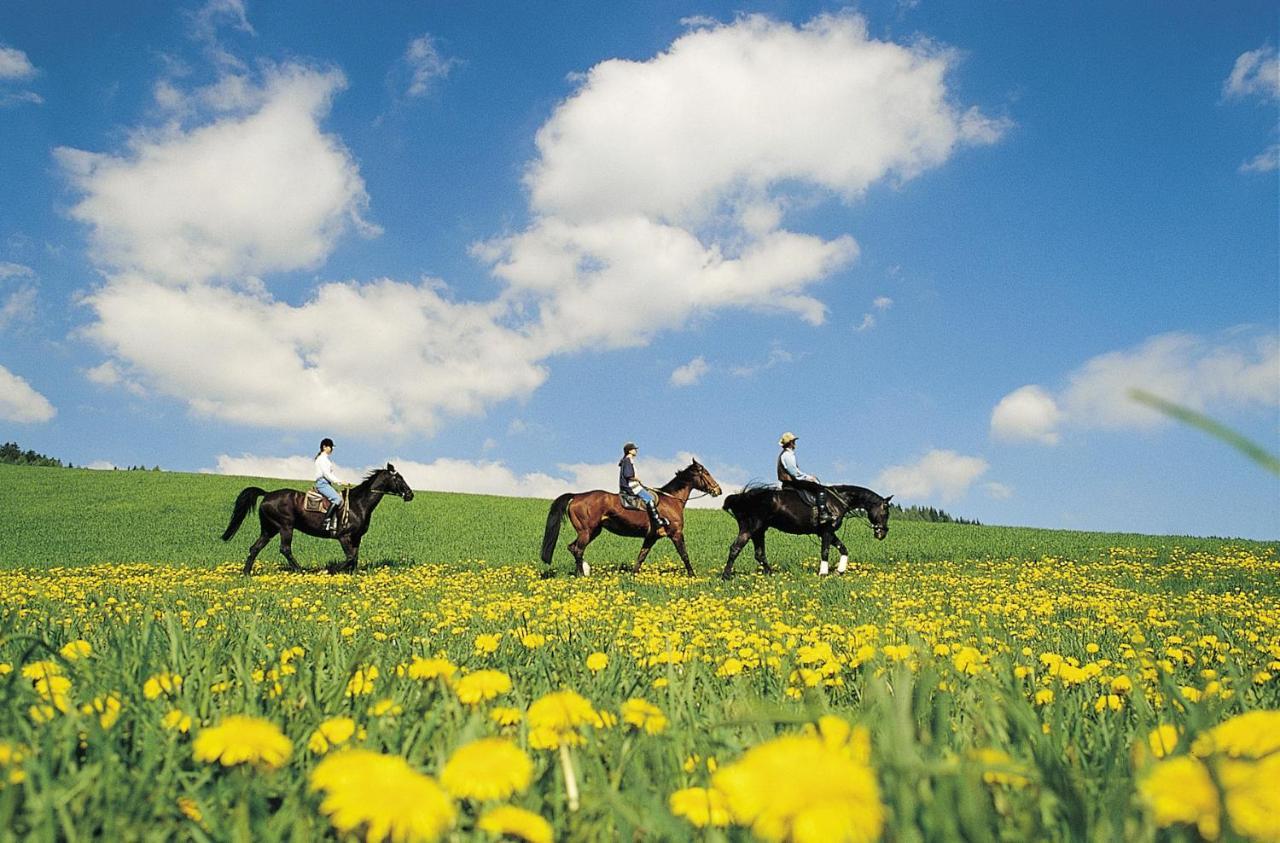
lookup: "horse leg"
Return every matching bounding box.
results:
[339,535,359,573]
[242,519,279,575]
[752,531,772,575]
[277,525,304,573]
[819,533,832,576]
[831,533,850,574]
[723,528,752,579]
[632,535,658,574]
[670,532,695,577]
[569,526,597,577]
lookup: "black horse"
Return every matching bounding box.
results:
[720,484,892,578]
[221,464,414,575]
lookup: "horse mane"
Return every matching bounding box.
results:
[829,484,886,509]
[659,461,702,493]
[355,467,389,489]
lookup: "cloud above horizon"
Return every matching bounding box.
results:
[0,364,56,423]
[875,449,989,503]
[991,330,1280,444]
[1224,44,1280,174]
[65,12,1003,436]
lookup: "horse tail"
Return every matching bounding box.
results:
[723,491,745,514]
[221,487,267,541]
[540,493,574,565]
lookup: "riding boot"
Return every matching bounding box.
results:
[326,505,341,534]
[645,502,667,531]
[815,491,834,526]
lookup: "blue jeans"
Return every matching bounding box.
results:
[316,478,342,507]
[632,487,656,505]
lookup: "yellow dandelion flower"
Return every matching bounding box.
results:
[669,787,731,828]
[1221,754,1280,842]
[59,640,92,661]
[1191,710,1280,759]
[193,715,292,770]
[586,652,608,672]
[177,796,203,824]
[308,716,356,754]
[80,694,122,730]
[370,698,402,718]
[1034,689,1054,705]
[474,633,502,655]
[143,672,182,700]
[454,670,512,706]
[521,633,547,649]
[713,730,883,843]
[620,698,668,735]
[310,749,455,842]
[1094,693,1124,713]
[527,690,597,750]
[408,656,457,683]
[440,738,533,801]
[716,658,745,678]
[163,708,192,733]
[476,805,553,843]
[22,660,62,681]
[490,706,522,727]
[1139,755,1220,840]
[971,748,1031,788]
[345,665,379,697]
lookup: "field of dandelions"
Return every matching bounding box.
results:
[1,464,1278,841]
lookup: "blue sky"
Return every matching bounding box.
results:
[1,1,1277,539]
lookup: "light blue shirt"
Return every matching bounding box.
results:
[780,449,815,482]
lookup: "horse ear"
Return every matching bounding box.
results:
[386,462,396,472]
[884,494,893,504]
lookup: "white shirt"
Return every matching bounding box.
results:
[315,453,341,485]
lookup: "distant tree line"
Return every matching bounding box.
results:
[0,442,162,471]
[0,441,66,467]
[891,503,980,525]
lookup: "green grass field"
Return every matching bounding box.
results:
[1,463,1277,841]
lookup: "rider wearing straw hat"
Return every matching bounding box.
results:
[619,442,669,532]
[777,432,834,526]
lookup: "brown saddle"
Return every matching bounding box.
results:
[303,489,333,513]
[619,491,646,511]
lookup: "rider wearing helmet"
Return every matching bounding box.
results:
[777,432,834,526]
[314,438,344,533]
[619,443,669,532]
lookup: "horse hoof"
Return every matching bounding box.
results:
[540,568,556,580]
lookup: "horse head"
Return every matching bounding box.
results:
[689,459,722,497]
[868,493,893,540]
[372,463,415,501]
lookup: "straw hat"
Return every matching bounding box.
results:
[778,432,798,446]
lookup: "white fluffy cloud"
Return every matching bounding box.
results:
[209,450,738,508]
[991,330,1280,444]
[57,65,376,285]
[404,34,458,97]
[0,364,55,423]
[875,449,988,503]
[670,356,710,387]
[0,46,36,80]
[1224,45,1280,175]
[0,262,37,332]
[68,14,1001,435]
[1224,45,1280,100]
[990,384,1063,444]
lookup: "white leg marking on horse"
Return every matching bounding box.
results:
[837,555,848,574]
[582,561,591,577]
[819,559,830,576]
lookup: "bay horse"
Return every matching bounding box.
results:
[539,460,722,577]
[221,464,414,575]
[720,484,892,578]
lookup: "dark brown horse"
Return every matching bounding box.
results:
[221,464,414,575]
[540,460,722,576]
[721,484,892,578]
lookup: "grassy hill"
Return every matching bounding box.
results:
[1,463,1272,573]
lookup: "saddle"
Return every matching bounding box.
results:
[303,489,334,513]
[619,491,646,511]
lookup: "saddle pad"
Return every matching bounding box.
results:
[303,489,332,513]
[619,491,646,511]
